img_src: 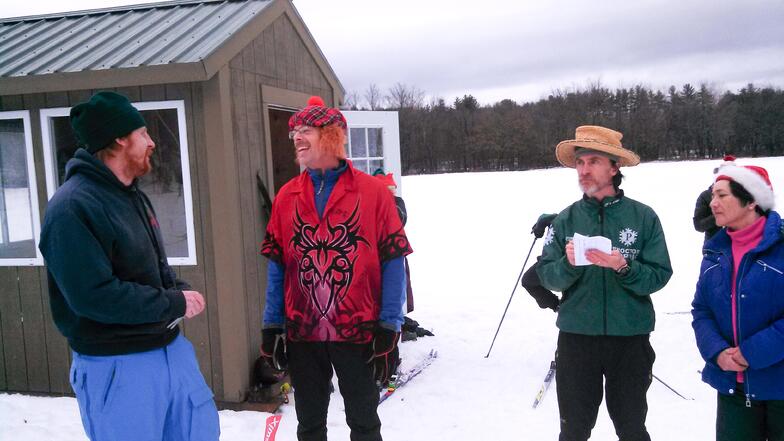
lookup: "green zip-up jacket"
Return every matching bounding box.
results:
[537,191,673,336]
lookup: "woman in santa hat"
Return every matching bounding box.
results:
[692,160,784,441]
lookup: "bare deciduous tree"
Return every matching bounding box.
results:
[364,83,382,110]
[342,90,360,110]
[386,82,425,109]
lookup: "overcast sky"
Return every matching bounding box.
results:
[3,0,783,105]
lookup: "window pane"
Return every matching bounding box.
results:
[137,109,188,258]
[349,128,367,158]
[0,119,36,258]
[367,128,383,157]
[352,159,368,174]
[47,108,190,259]
[50,117,79,186]
[369,159,384,174]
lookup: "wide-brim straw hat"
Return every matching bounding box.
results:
[555,125,640,168]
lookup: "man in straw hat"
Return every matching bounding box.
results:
[38,91,219,441]
[260,96,411,440]
[537,125,673,441]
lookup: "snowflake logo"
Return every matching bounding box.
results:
[619,228,638,247]
[544,227,555,246]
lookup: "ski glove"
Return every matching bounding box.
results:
[367,326,400,384]
[532,213,557,238]
[260,327,288,371]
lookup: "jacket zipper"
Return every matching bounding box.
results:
[702,263,719,276]
[756,259,783,274]
[735,253,751,407]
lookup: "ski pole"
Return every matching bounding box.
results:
[485,236,538,358]
[653,373,694,400]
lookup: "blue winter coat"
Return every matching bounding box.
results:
[692,211,784,400]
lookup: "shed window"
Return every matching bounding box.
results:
[347,127,384,174]
[0,111,43,266]
[40,101,196,265]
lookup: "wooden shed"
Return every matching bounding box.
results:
[0,0,354,405]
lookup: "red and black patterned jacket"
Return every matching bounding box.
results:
[261,161,412,343]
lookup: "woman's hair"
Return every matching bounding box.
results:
[728,180,769,216]
[318,125,347,159]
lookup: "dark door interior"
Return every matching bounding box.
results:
[269,108,298,194]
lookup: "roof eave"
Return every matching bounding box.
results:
[0,61,210,95]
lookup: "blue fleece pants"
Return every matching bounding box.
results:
[69,334,220,441]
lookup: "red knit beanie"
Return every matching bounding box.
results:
[288,96,347,130]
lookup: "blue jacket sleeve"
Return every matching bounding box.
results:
[379,256,406,332]
[691,265,730,365]
[262,260,286,328]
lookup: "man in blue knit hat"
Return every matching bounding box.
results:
[39,91,219,441]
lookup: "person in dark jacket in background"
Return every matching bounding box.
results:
[694,156,737,242]
[38,92,219,441]
[522,213,560,312]
[692,159,784,441]
[372,170,433,341]
[694,185,720,241]
[373,170,413,312]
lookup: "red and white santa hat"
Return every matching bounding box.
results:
[715,156,775,210]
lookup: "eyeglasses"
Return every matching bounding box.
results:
[288,127,316,140]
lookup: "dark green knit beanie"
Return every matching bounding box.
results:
[70,91,146,153]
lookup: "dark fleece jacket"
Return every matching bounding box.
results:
[39,149,187,355]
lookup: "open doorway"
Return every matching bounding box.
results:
[268,107,298,194]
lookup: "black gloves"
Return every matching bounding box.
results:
[260,327,288,371]
[401,316,435,341]
[367,326,400,384]
[531,213,557,238]
[521,262,560,312]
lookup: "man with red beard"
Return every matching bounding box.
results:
[537,126,672,441]
[39,91,219,441]
[260,96,411,441]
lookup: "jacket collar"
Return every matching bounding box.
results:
[288,160,358,220]
[65,148,138,192]
[705,211,783,255]
[582,189,624,209]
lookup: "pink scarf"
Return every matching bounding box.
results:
[726,216,766,382]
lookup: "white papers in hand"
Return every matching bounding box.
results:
[572,232,612,266]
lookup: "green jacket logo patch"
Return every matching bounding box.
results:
[619,228,638,246]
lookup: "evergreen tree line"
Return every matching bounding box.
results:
[344,82,784,175]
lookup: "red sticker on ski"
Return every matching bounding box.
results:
[264,415,282,441]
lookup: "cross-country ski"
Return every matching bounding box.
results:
[532,360,557,408]
[380,349,439,404]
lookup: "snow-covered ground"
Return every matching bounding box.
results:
[3,157,784,440]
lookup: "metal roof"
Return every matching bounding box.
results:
[0,0,273,78]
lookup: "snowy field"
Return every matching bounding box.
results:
[3,156,784,440]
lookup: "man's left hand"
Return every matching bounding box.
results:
[367,326,400,384]
[585,249,627,271]
[183,290,206,318]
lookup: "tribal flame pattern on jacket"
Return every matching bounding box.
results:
[261,161,412,342]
